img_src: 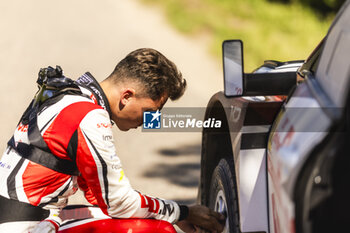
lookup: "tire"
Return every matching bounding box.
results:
[209,158,240,233]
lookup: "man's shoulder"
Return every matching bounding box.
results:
[37,94,105,129]
[58,96,106,120]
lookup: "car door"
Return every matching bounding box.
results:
[266,1,350,232]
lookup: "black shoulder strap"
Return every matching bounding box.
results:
[7,66,86,176]
[8,102,80,176]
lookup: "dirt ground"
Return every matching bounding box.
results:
[0,0,222,208]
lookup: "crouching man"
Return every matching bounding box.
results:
[0,48,225,233]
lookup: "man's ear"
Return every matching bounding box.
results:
[120,88,136,106]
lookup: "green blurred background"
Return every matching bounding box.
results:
[142,0,345,71]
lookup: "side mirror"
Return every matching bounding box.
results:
[223,40,244,97]
[223,39,297,97]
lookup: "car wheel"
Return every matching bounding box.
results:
[209,158,240,233]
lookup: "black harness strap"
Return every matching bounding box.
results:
[27,105,51,152]
[0,195,49,223]
[8,136,79,176]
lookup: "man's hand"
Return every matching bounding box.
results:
[176,205,225,233]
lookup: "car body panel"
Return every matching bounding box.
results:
[239,148,268,232]
[267,84,332,233]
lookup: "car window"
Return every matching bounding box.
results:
[315,4,350,107]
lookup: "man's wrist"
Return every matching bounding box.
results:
[178,205,189,221]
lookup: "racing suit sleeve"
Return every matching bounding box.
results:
[75,108,182,224]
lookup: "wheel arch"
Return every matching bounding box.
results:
[200,102,233,206]
[199,92,244,206]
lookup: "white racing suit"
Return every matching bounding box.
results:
[0,73,185,233]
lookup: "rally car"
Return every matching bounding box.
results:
[197,1,350,233]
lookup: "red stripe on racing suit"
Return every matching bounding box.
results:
[77,175,98,206]
[22,161,71,206]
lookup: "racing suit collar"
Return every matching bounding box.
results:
[76,72,112,118]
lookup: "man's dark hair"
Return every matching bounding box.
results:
[108,48,186,101]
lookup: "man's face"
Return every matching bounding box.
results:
[112,92,168,131]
